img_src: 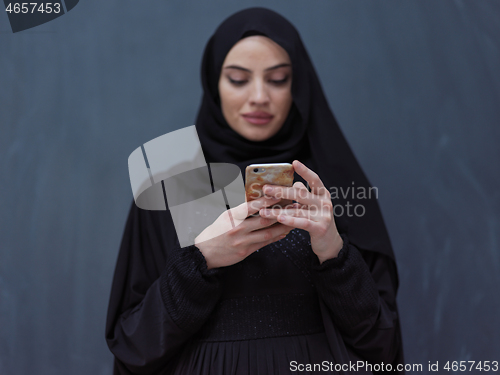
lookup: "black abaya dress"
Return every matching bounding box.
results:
[106,7,405,374]
[105,201,404,375]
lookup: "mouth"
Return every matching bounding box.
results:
[241,112,274,125]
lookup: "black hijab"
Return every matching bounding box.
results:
[194,7,397,269]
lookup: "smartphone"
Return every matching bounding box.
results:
[245,163,295,215]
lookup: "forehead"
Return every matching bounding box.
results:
[222,35,291,66]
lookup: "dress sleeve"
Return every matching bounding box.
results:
[310,233,404,368]
[105,201,225,375]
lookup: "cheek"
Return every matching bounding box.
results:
[220,85,246,117]
[273,90,293,118]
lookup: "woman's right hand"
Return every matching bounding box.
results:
[194,195,293,269]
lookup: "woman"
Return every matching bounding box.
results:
[106,7,404,374]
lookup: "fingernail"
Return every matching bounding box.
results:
[264,186,273,193]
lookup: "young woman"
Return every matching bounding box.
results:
[106,7,404,374]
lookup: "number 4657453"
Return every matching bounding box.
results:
[444,361,499,372]
[5,3,62,14]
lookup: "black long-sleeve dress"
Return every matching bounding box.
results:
[105,201,404,375]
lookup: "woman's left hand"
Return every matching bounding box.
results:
[259,160,344,264]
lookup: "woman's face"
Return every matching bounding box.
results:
[218,35,293,142]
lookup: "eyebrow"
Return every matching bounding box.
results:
[223,63,291,72]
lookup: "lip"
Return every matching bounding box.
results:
[242,111,274,125]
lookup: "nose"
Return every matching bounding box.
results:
[248,79,270,105]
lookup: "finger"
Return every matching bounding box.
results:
[293,181,309,191]
[292,160,330,198]
[242,215,278,232]
[292,181,314,200]
[231,195,281,220]
[246,222,293,245]
[260,207,320,220]
[283,202,304,210]
[275,214,320,234]
[262,184,320,206]
[247,195,283,215]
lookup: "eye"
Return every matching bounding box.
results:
[228,78,247,86]
[269,77,289,85]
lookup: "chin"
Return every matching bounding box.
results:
[238,122,282,142]
[241,128,275,142]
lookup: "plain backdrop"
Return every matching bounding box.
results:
[1,1,499,374]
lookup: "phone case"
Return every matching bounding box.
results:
[245,163,294,206]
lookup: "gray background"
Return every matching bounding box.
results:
[1,1,499,374]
